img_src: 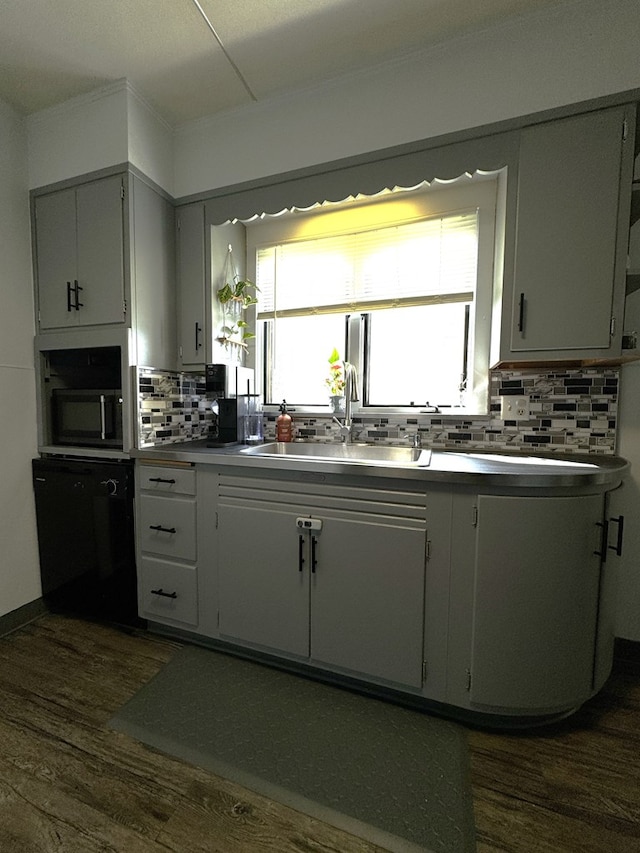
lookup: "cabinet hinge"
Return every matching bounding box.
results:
[425,539,431,561]
[465,668,471,691]
[610,316,616,338]
[422,660,428,683]
[120,184,125,200]
[623,118,629,141]
[215,511,219,529]
[123,299,127,318]
[472,506,478,527]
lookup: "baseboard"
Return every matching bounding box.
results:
[0,598,48,638]
[614,637,640,663]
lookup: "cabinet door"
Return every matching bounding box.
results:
[510,107,629,356]
[310,515,426,688]
[218,502,310,657]
[75,175,126,326]
[35,188,78,329]
[35,176,125,330]
[470,494,604,712]
[177,203,206,367]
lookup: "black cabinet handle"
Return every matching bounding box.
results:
[73,280,83,310]
[195,322,202,351]
[594,519,609,561]
[517,292,525,333]
[149,524,177,534]
[608,515,624,557]
[150,588,177,599]
[66,281,73,312]
[311,535,318,573]
[298,534,305,571]
[148,477,176,484]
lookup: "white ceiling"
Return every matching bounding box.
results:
[0,0,573,126]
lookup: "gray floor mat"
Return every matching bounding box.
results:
[109,645,476,853]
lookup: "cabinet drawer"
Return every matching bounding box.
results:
[138,555,198,626]
[138,494,196,561]
[139,465,196,495]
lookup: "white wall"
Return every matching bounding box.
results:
[0,100,41,617]
[174,0,640,198]
[26,81,129,189]
[126,85,174,196]
[26,80,175,194]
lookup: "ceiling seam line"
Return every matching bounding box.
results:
[189,0,258,102]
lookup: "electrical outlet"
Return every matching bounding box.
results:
[500,396,529,421]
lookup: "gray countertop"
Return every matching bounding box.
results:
[132,440,629,492]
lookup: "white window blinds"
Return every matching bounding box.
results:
[256,210,478,319]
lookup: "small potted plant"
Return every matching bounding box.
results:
[325,348,346,413]
[216,278,259,351]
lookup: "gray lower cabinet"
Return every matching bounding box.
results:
[136,464,199,628]
[217,474,428,689]
[134,460,619,722]
[34,174,127,330]
[468,493,606,714]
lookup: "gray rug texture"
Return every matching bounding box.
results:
[109,646,476,853]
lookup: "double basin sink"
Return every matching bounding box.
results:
[241,441,432,467]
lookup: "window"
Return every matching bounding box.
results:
[246,174,501,415]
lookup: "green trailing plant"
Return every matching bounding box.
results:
[216,278,260,349]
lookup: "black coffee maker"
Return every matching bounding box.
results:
[205,364,254,446]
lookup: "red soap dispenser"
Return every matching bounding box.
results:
[276,400,294,442]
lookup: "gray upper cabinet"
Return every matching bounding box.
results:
[176,202,206,368]
[500,105,635,362]
[176,205,247,370]
[35,174,126,330]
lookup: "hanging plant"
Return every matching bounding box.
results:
[216,271,259,349]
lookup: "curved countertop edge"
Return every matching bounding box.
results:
[132,441,630,491]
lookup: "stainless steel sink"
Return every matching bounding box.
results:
[240,442,432,466]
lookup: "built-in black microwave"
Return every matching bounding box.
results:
[52,389,123,448]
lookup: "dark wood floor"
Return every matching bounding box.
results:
[469,638,640,853]
[0,614,638,852]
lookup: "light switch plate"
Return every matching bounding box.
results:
[500,396,529,421]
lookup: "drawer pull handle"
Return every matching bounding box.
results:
[148,477,176,484]
[149,524,177,534]
[151,588,177,599]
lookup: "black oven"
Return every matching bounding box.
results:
[52,389,123,448]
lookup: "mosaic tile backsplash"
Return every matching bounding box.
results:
[139,366,619,455]
[138,368,213,447]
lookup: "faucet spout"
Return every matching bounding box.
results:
[333,362,358,443]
